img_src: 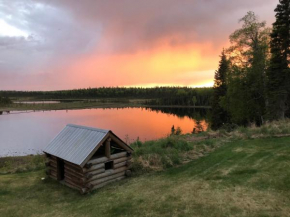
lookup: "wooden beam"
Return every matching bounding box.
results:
[85,168,105,178]
[82,163,104,173]
[65,175,85,185]
[114,161,127,169]
[64,165,85,177]
[105,138,111,158]
[88,156,108,165]
[65,171,86,182]
[88,171,126,187]
[64,161,82,171]
[114,156,131,164]
[86,166,128,183]
[86,152,128,167]
[111,152,127,159]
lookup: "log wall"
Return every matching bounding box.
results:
[45,155,58,180]
[85,152,131,191]
[45,151,132,194]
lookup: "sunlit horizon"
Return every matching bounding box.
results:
[0,1,277,91]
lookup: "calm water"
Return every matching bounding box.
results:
[0,107,208,156]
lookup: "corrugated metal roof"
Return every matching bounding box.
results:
[43,124,109,166]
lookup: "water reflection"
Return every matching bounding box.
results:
[0,107,208,156]
[145,107,210,120]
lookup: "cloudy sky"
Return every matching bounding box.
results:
[0,0,278,90]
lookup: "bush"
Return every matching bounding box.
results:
[130,136,193,173]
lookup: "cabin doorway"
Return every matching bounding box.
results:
[57,158,65,181]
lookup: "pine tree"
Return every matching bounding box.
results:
[211,50,229,130]
[267,0,290,120]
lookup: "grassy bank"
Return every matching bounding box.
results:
[1,119,290,175]
[1,136,290,216]
[1,121,290,216]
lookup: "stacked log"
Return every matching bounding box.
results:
[63,161,86,192]
[45,155,58,180]
[45,151,132,194]
[85,152,132,191]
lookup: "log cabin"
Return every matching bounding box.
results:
[43,124,133,194]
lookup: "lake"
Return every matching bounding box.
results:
[0,107,208,156]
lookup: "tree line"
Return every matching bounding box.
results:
[0,97,12,105]
[0,87,213,107]
[211,0,290,130]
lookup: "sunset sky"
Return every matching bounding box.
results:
[0,0,278,90]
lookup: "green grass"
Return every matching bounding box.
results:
[130,136,221,172]
[1,137,290,217]
[0,155,45,174]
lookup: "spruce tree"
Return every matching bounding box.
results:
[226,12,270,126]
[267,0,290,120]
[211,50,229,130]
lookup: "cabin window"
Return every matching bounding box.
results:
[105,161,114,170]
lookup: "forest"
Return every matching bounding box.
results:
[211,0,290,130]
[0,87,213,107]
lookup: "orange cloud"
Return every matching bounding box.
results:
[68,38,224,88]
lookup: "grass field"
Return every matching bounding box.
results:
[1,136,290,217]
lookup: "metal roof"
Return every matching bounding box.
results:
[43,124,110,166]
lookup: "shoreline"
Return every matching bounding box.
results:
[0,101,211,112]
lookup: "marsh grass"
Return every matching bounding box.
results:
[130,136,218,173]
